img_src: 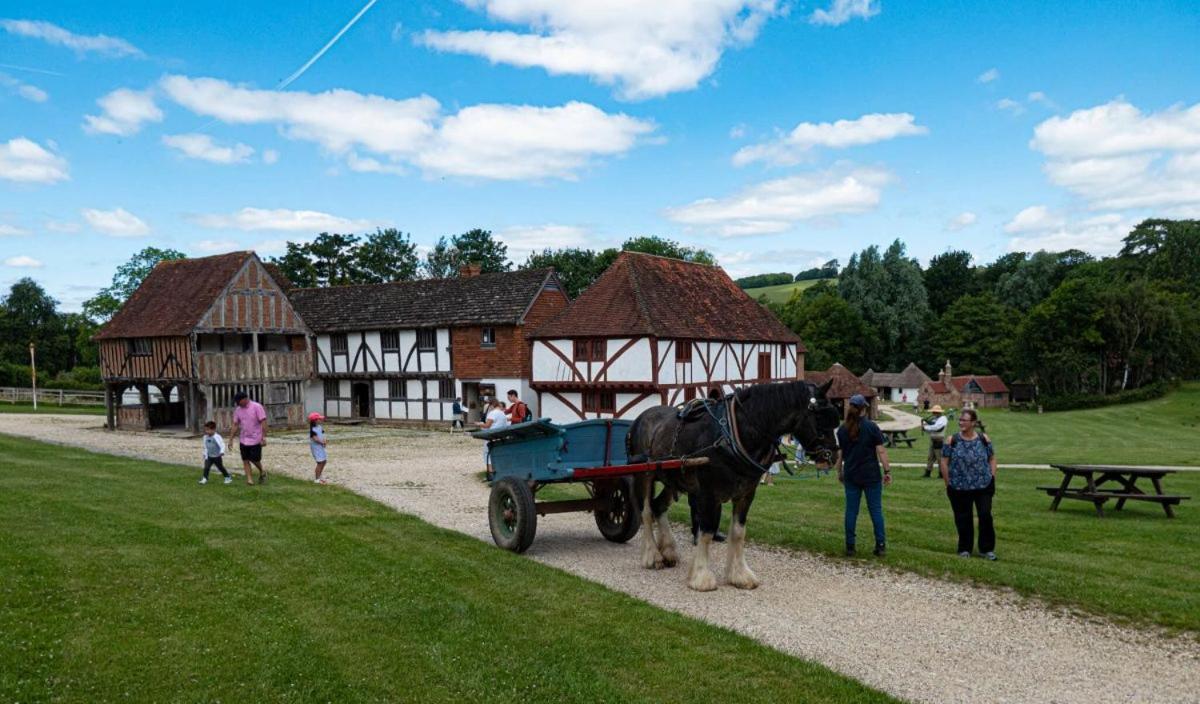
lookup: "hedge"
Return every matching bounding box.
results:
[1037,380,1178,412]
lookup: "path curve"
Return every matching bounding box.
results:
[3,415,1196,704]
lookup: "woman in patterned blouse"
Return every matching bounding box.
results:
[939,408,998,560]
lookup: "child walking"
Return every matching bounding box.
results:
[200,421,233,485]
[309,412,328,484]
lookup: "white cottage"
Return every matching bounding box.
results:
[289,268,567,424]
[528,252,805,421]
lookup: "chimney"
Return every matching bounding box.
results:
[459,263,482,278]
[941,360,952,384]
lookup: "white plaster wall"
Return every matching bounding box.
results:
[604,338,651,381]
[539,392,581,423]
[305,380,324,415]
[532,340,577,382]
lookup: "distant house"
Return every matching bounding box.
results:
[861,363,931,403]
[918,360,1010,410]
[529,252,805,421]
[808,363,879,419]
[288,267,567,425]
[95,252,313,432]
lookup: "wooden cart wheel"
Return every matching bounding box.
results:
[594,476,641,543]
[489,477,537,553]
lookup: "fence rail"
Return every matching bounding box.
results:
[0,387,109,406]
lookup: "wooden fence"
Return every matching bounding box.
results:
[1,387,108,407]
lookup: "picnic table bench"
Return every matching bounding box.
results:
[883,429,917,448]
[1038,465,1191,518]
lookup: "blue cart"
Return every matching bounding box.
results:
[474,418,698,553]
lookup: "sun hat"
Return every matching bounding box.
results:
[849,394,868,408]
[308,412,325,423]
[931,404,944,413]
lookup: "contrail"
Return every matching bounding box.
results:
[0,62,65,77]
[277,0,379,90]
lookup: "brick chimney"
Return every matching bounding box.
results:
[940,360,952,384]
[459,263,482,278]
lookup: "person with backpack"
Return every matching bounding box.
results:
[939,408,998,560]
[505,389,532,424]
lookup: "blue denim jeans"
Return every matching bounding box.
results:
[844,480,886,546]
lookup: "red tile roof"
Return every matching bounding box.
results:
[806,363,875,400]
[530,252,802,346]
[95,252,259,340]
[926,380,950,394]
[952,375,1009,394]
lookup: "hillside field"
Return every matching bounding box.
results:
[743,278,831,304]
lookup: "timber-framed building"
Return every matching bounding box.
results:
[95,252,313,432]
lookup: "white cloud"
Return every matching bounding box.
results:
[261,149,279,165]
[45,220,81,233]
[4,255,43,268]
[1008,213,1132,256]
[0,137,69,184]
[977,68,1000,84]
[810,0,879,26]
[996,98,1024,115]
[83,88,162,136]
[160,75,654,181]
[1030,99,1200,212]
[1027,91,1054,108]
[945,211,977,231]
[1003,205,1065,233]
[252,239,290,255]
[417,0,780,100]
[162,133,255,164]
[194,239,239,253]
[665,165,893,236]
[732,112,927,167]
[0,72,48,102]
[82,207,150,237]
[716,246,832,279]
[729,123,747,139]
[0,19,143,58]
[498,224,594,263]
[0,224,29,236]
[192,207,377,232]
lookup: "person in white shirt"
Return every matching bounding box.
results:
[922,405,948,478]
[477,397,510,480]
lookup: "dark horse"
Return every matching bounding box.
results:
[626,380,841,591]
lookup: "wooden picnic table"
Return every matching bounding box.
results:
[1039,465,1191,518]
[882,429,917,448]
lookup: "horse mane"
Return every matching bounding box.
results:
[732,381,814,446]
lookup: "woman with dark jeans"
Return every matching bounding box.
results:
[835,394,891,557]
[939,408,998,560]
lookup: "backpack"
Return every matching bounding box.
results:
[948,432,990,451]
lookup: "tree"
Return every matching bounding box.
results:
[83,247,187,322]
[994,250,1094,312]
[795,259,839,281]
[734,272,793,289]
[1015,277,1106,395]
[619,235,715,265]
[305,233,364,286]
[453,228,509,273]
[1119,219,1200,293]
[777,286,876,372]
[931,293,1020,378]
[0,279,71,375]
[356,228,419,283]
[1099,279,1179,390]
[522,248,606,299]
[271,242,319,289]
[838,239,930,369]
[423,236,459,279]
[923,250,977,315]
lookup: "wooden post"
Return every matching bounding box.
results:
[105,383,115,430]
[185,382,195,433]
[138,383,151,430]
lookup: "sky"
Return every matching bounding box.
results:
[2,0,1199,311]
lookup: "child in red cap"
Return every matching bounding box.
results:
[308,412,328,484]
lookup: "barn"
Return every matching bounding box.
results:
[528,252,805,421]
[94,252,313,432]
[808,363,879,419]
[288,266,567,425]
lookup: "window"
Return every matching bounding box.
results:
[323,380,340,398]
[417,329,436,351]
[675,341,692,363]
[481,327,496,347]
[574,339,606,362]
[388,380,407,400]
[331,333,348,354]
[757,352,772,380]
[582,390,616,413]
[684,386,697,401]
[381,331,400,352]
[127,338,151,357]
[438,378,454,399]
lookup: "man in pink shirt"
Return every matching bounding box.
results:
[231,391,268,485]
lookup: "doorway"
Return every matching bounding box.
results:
[351,382,371,419]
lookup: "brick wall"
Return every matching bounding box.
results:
[451,286,569,379]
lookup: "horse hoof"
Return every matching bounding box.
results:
[688,569,718,592]
[660,545,679,567]
[729,572,760,590]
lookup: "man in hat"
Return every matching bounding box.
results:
[231,391,268,485]
[922,405,947,478]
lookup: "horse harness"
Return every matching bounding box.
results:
[667,395,781,479]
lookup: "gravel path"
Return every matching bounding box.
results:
[5,415,1198,704]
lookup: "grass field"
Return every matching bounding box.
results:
[0,435,897,704]
[0,402,105,415]
[743,278,830,304]
[883,382,1200,467]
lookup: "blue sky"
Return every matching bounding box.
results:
[2,0,1199,310]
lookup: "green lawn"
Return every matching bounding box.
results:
[0,402,105,415]
[884,381,1200,466]
[0,435,896,704]
[743,278,829,304]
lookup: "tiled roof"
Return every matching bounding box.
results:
[530,252,801,346]
[288,269,557,332]
[95,252,254,340]
[807,363,875,400]
[952,375,1009,394]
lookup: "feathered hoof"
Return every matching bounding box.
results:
[728,569,760,590]
[688,567,719,592]
[659,544,679,568]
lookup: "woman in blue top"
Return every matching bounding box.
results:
[939,408,998,560]
[835,394,891,557]
[309,412,329,485]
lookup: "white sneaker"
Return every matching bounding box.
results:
[223,476,233,485]
[315,477,327,484]
[958,551,970,558]
[198,477,207,485]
